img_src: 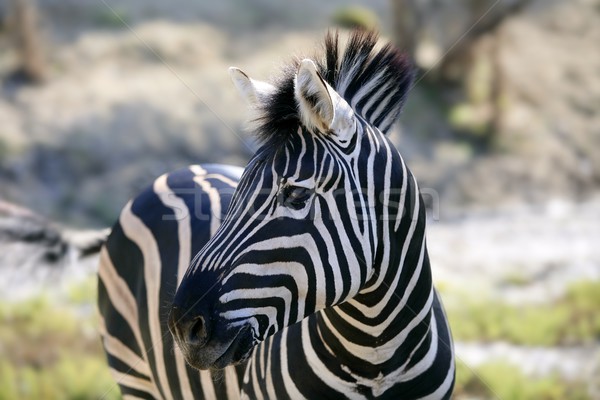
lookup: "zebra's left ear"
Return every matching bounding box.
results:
[295,59,356,145]
[229,67,275,107]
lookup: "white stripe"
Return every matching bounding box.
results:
[109,368,159,397]
[294,130,307,179]
[220,288,290,332]
[368,87,396,129]
[152,175,196,399]
[320,289,434,364]
[374,138,393,281]
[172,343,195,400]
[398,312,438,382]
[378,92,405,133]
[200,370,217,399]
[232,234,325,311]
[338,57,367,96]
[190,164,241,188]
[264,338,277,399]
[350,69,387,110]
[301,320,366,399]
[417,349,455,400]
[362,171,417,295]
[153,173,191,287]
[280,329,306,399]
[359,81,392,120]
[98,316,152,378]
[225,365,241,399]
[222,261,307,324]
[97,245,150,370]
[259,340,266,380]
[314,214,344,304]
[197,167,276,273]
[343,237,426,334]
[221,306,279,334]
[192,174,222,238]
[250,352,263,400]
[394,155,409,232]
[120,202,173,400]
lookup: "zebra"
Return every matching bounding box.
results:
[98,30,455,399]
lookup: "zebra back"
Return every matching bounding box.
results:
[98,165,245,399]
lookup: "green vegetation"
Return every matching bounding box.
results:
[92,7,130,28]
[446,281,600,346]
[448,103,489,135]
[1,279,597,399]
[67,276,98,305]
[0,290,119,400]
[455,360,590,400]
[0,356,119,400]
[331,6,379,30]
[500,271,534,287]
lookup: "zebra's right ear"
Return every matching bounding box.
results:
[229,67,275,107]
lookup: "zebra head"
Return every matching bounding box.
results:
[169,31,413,370]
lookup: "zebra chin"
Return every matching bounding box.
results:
[177,324,255,371]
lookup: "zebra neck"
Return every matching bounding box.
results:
[313,219,435,377]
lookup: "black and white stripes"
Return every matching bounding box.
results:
[250,30,413,148]
[98,165,246,399]
[98,30,454,399]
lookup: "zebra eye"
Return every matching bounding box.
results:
[278,185,313,210]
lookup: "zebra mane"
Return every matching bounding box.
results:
[252,30,413,147]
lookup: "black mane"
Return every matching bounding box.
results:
[252,30,413,148]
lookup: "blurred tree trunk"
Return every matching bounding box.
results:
[389,0,419,58]
[439,0,532,82]
[389,0,532,77]
[11,0,45,83]
[389,0,533,148]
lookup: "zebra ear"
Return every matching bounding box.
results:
[229,67,275,107]
[294,59,356,143]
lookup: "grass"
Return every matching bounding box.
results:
[0,290,120,400]
[446,281,600,346]
[1,279,597,399]
[500,270,533,287]
[0,356,119,400]
[455,360,591,400]
[67,276,98,305]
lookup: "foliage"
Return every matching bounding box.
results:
[500,271,533,287]
[0,288,119,400]
[92,7,130,28]
[1,279,598,398]
[448,103,489,135]
[67,276,98,305]
[454,360,590,400]
[0,356,119,400]
[446,281,600,346]
[331,6,378,30]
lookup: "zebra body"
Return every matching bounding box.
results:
[99,31,455,399]
[98,165,246,399]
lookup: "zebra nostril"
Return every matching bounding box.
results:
[188,315,208,346]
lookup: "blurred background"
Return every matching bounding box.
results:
[0,0,598,398]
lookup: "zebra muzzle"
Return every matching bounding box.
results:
[168,306,210,350]
[168,304,255,370]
